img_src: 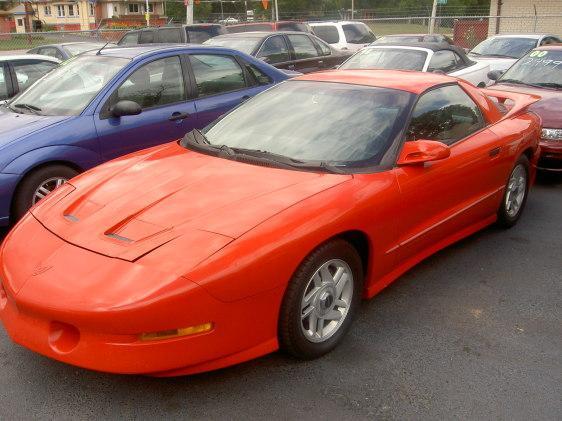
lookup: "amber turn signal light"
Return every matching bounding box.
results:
[139,322,213,341]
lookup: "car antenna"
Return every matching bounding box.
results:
[96,41,111,55]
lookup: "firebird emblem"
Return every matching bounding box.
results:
[32,265,53,276]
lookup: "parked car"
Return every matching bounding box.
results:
[0,70,541,376]
[27,42,110,61]
[488,46,562,171]
[0,55,59,103]
[339,43,490,87]
[226,21,312,33]
[219,17,239,25]
[374,33,454,45]
[468,34,561,71]
[0,45,290,223]
[205,31,351,73]
[310,21,376,52]
[117,24,227,45]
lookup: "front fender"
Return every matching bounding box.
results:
[1,145,101,175]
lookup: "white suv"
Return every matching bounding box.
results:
[310,21,376,52]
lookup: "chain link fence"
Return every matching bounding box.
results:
[0,29,128,53]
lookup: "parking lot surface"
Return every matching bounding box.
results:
[0,174,560,420]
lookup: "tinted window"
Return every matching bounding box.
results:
[0,65,8,100]
[257,35,290,63]
[342,23,376,44]
[158,28,183,43]
[315,37,332,56]
[427,50,457,73]
[227,23,272,33]
[470,37,537,59]
[139,30,156,44]
[406,85,484,145]
[277,22,309,32]
[190,54,246,97]
[119,32,139,46]
[341,48,427,71]
[13,60,58,91]
[204,36,260,55]
[39,47,64,60]
[187,27,223,43]
[245,63,272,86]
[500,49,562,87]
[287,34,318,59]
[313,25,340,44]
[117,56,185,108]
[200,81,413,166]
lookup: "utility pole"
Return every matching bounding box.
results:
[274,0,279,21]
[145,0,150,26]
[351,0,354,20]
[185,0,193,24]
[429,0,438,34]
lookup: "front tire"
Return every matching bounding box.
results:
[497,155,530,228]
[279,239,364,359]
[13,165,78,222]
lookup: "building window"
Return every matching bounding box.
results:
[44,5,52,16]
[17,18,23,26]
[114,6,118,12]
[89,3,95,16]
[128,4,140,13]
[68,4,77,16]
[143,3,154,13]
[57,5,65,17]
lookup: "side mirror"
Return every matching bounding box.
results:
[397,140,451,165]
[110,100,142,118]
[487,70,504,81]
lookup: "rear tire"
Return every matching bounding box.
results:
[279,239,363,359]
[13,165,78,222]
[497,155,530,228]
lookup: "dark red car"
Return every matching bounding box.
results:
[488,45,562,171]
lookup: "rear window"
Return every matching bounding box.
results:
[342,23,376,44]
[227,23,273,33]
[118,32,139,46]
[313,25,340,44]
[139,30,156,44]
[158,28,183,43]
[186,25,227,43]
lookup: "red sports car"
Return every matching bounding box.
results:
[0,70,541,376]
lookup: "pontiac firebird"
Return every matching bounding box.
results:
[0,70,541,376]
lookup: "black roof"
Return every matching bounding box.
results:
[213,30,312,39]
[370,41,474,65]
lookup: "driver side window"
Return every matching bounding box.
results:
[406,85,485,145]
[116,56,185,109]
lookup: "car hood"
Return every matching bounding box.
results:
[469,56,517,71]
[490,83,562,127]
[0,108,71,148]
[32,143,351,261]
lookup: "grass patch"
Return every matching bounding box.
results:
[366,21,453,37]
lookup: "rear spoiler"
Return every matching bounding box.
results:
[481,88,541,120]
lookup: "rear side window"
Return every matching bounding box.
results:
[190,54,246,97]
[0,65,9,100]
[342,23,376,44]
[257,35,290,64]
[158,28,182,43]
[406,85,485,145]
[313,25,340,44]
[139,30,156,44]
[38,46,64,60]
[287,34,319,59]
[427,50,458,73]
[13,60,58,91]
[314,37,332,56]
[245,63,272,86]
[119,32,139,46]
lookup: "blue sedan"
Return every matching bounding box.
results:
[0,44,290,224]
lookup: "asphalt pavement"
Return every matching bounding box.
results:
[0,173,560,420]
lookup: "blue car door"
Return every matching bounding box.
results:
[187,53,266,128]
[94,54,197,161]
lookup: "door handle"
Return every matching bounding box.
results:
[241,95,250,102]
[169,112,190,121]
[489,147,501,157]
[318,60,324,65]
[288,64,295,69]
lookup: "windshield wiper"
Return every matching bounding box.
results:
[13,103,42,115]
[499,78,546,89]
[182,130,346,174]
[535,82,562,89]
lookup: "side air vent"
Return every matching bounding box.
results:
[105,233,133,243]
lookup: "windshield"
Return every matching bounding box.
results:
[342,23,376,44]
[499,49,562,88]
[63,43,106,56]
[340,48,428,71]
[10,55,129,116]
[197,81,413,167]
[204,36,260,54]
[470,37,536,59]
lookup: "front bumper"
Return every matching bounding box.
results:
[0,215,280,376]
[538,140,562,172]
